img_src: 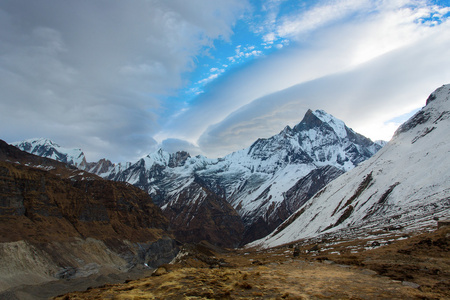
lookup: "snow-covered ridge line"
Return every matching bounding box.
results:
[12,107,384,245]
[12,138,87,168]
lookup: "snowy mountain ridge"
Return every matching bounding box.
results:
[13,109,383,244]
[251,84,450,249]
[12,138,87,168]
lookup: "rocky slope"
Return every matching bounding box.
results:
[0,140,179,293]
[161,177,245,247]
[14,109,382,245]
[252,84,450,249]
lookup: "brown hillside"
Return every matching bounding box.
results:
[0,146,169,244]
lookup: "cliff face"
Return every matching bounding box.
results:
[162,177,245,248]
[0,140,179,292]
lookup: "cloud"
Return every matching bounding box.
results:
[263,32,277,44]
[197,68,226,85]
[0,0,249,162]
[276,0,370,39]
[197,73,220,85]
[160,139,202,156]
[198,27,450,157]
[227,44,263,62]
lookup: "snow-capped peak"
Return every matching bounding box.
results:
[12,138,87,168]
[17,137,59,149]
[426,84,450,105]
[144,149,171,167]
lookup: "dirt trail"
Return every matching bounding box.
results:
[52,226,449,299]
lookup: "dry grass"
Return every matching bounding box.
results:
[54,226,449,299]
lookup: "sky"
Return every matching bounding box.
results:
[1,0,450,162]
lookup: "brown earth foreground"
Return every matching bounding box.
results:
[53,225,450,299]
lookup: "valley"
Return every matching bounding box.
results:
[52,225,450,299]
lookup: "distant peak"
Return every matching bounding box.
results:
[144,149,192,168]
[292,109,349,140]
[12,138,86,167]
[18,137,58,147]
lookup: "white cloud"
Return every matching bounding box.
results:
[263,32,277,43]
[197,73,220,85]
[2,0,449,162]
[197,27,450,157]
[160,138,202,156]
[275,0,370,39]
[197,68,226,85]
[245,50,262,57]
[226,44,262,64]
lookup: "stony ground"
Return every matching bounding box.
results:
[52,226,449,299]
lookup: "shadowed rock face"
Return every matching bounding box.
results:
[162,178,245,248]
[0,140,179,292]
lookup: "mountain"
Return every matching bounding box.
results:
[12,138,88,168]
[252,84,450,249]
[13,109,383,245]
[101,109,381,244]
[0,140,179,292]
